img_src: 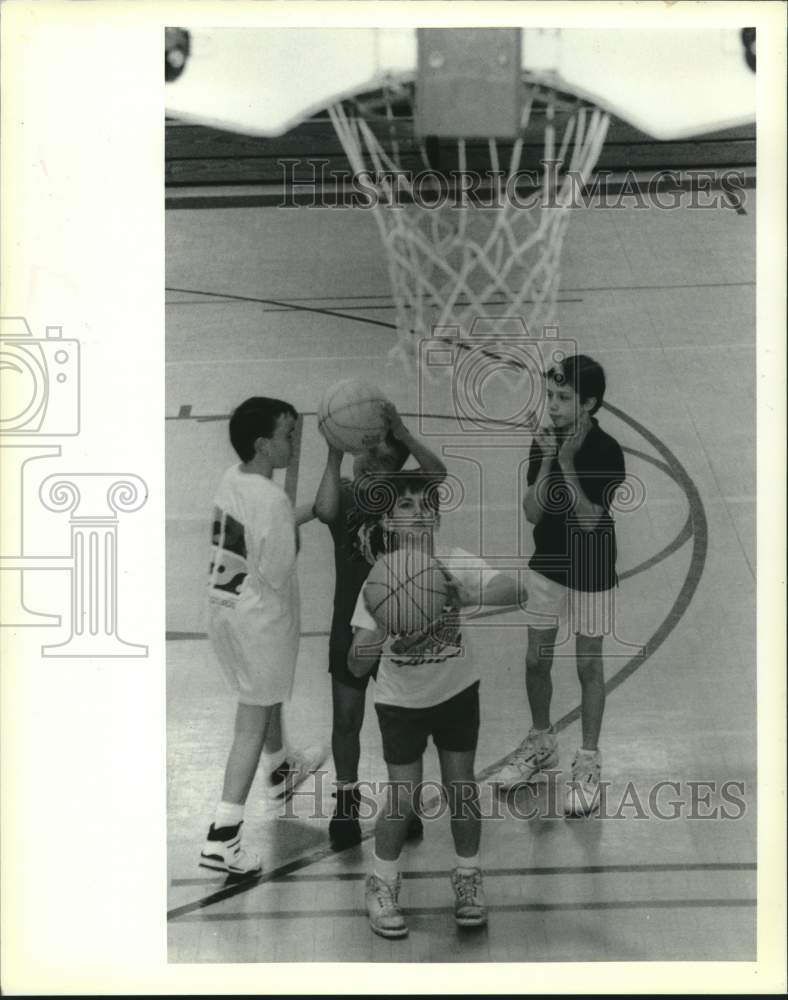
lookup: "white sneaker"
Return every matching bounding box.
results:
[269,744,329,802]
[451,867,487,927]
[488,727,558,790]
[365,874,408,939]
[564,749,602,816]
[199,822,262,876]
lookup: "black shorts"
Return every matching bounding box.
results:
[374,681,480,766]
[328,620,373,691]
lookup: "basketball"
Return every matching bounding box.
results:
[317,378,388,454]
[364,546,451,636]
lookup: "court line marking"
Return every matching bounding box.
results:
[164,281,753,344]
[165,285,551,375]
[166,355,392,366]
[164,279,753,307]
[167,298,584,313]
[165,340,754,367]
[166,285,396,331]
[164,280,754,312]
[167,399,709,922]
[166,410,548,422]
[172,898,756,923]
[167,630,329,641]
[171,860,755,888]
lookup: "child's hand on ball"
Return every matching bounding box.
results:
[444,573,473,610]
[382,400,407,440]
[317,421,343,456]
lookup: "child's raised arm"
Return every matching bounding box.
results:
[313,443,344,524]
[523,429,557,525]
[385,402,446,479]
[556,411,609,529]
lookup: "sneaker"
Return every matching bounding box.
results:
[451,867,487,927]
[365,873,408,939]
[564,749,602,816]
[487,727,558,790]
[269,745,329,802]
[329,785,362,851]
[199,822,262,876]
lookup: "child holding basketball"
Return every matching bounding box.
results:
[349,472,528,938]
[488,354,625,816]
[200,397,326,876]
[314,400,446,850]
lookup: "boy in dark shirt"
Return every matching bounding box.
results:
[488,355,625,815]
[314,403,446,848]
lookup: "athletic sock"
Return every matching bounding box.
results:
[454,852,481,873]
[213,801,244,829]
[373,853,400,884]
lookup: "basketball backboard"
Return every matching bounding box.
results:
[165,27,756,140]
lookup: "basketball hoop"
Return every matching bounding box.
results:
[328,82,610,373]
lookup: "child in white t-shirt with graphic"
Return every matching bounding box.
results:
[349,472,528,938]
[201,396,326,876]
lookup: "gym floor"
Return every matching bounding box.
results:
[165,180,756,962]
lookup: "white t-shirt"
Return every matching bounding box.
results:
[207,465,299,703]
[351,547,499,709]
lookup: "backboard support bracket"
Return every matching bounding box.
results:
[415,28,522,139]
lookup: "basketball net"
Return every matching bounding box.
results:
[329,84,609,376]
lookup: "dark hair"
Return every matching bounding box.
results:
[384,431,410,470]
[365,469,443,517]
[229,396,297,462]
[355,471,443,515]
[546,354,606,415]
[354,471,443,560]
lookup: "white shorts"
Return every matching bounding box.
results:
[525,570,614,639]
[207,599,298,707]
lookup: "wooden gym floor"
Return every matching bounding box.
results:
[165,173,756,963]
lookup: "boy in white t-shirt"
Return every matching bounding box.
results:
[200,397,326,876]
[349,472,528,938]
